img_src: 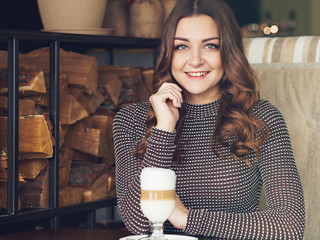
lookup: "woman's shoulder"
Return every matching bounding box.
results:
[253,99,286,124]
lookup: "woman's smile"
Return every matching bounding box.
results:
[185,71,210,78]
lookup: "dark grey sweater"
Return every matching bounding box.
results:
[113,99,305,239]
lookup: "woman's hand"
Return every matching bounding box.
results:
[168,193,189,230]
[149,83,183,132]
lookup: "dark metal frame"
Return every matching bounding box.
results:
[0,30,160,228]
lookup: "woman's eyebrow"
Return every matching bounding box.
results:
[202,37,220,42]
[174,37,189,42]
[174,37,220,42]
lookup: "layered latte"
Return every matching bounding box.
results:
[140,167,176,223]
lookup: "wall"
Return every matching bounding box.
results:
[310,0,320,35]
[228,0,260,27]
[260,0,311,35]
[0,0,42,30]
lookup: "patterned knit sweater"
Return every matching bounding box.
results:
[113,99,305,239]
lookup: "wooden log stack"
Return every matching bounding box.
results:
[0,47,153,209]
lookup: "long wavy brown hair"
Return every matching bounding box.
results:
[136,0,269,166]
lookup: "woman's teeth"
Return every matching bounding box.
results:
[187,72,207,77]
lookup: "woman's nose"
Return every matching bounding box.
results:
[188,49,204,67]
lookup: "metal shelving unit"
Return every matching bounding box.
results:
[0,30,160,229]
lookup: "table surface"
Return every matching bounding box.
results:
[0,227,216,240]
[0,227,132,240]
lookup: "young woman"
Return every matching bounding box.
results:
[113,0,305,239]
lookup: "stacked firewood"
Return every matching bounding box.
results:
[0,47,153,209]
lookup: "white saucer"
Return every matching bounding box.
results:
[120,235,198,240]
[42,28,114,36]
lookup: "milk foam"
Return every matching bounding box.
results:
[141,199,175,222]
[141,167,176,190]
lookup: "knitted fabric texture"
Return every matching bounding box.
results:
[113,99,305,239]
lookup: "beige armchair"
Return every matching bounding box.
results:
[243,36,320,240]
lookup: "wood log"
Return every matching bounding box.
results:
[85,114,114,145]
[58,73,70,96]
[59,124,69,149]
[27,73,69,109]
[69,88,105,115]
[19,159,49,179]
[0,149,25,183]
[0,169,25,183]
[27,94,49,108]
[84,89,105,114]
[102,65,152,109]
[98,65,137,78]
[20,48,98,94]
[0,115,54,159]
[117,68,150,108]
[19,166,49,208]
[69,88,92,115]
[73,150,100,163]
[0,51,8,69]
[60,94,89,125]
[68,162,107,189]
[0,183,21,210]
[133,68,150,102]
[142,68,154,95]
[82,172,108,203]
[59,50,98,94]
[59,187,84,207]
[84,114,115,165]
[106,164,116,198]
[118,88,139,108]
[96,101,117,113]
[0,168,7,183]
[0,148,7,168]
[64,120,107,157]
[0,96,37,116]
[0,68,47,96]
[0,162,6,169]
[98,71,123,107]
[59,147,75,188]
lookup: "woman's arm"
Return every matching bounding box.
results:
[113,83,183,234]
[113,104,177,234]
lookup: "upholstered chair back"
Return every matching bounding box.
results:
[243,36,320,240]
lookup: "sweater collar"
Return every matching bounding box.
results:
[184,99,221,119]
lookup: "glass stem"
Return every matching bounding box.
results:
[151,221,165,239]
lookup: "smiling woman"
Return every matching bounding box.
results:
[113,0,305,239]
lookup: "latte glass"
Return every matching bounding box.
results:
[140,167,176,240]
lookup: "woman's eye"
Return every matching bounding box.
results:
[205,43,219,49]
[174,44,188,50]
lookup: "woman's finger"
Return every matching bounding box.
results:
[158,82,183,93]
[151,89,182,108]
[154,83,183,107]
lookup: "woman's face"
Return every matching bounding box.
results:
[171,14,224,104]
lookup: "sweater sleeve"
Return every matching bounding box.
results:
[113,103,177,235]
[184,102,305,239]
